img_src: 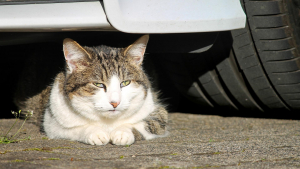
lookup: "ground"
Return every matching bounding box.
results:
[1,113,300,168]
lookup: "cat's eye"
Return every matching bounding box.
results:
[120,80,131,87]
[93,83,105,88]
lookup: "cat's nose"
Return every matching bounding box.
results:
[110,102,119,108]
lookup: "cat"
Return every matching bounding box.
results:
[14,35,168,145]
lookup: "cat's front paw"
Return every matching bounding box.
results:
[84,129,109,146]
[110,128,135,146]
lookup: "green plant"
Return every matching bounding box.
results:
[11,159,26,163]
[47,158,60,160]
[42,137,49,140]
[0,110,33,144]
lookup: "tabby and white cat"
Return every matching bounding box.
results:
[14,35,168,145]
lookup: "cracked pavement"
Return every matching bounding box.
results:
[1,113,300,168]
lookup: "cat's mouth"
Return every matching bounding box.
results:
[106,109,121,116]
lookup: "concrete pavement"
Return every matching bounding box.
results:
[1,113,300,168]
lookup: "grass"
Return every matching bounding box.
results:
[23,148,44,151]
[47,158,60,160]
[11,159,26,163]
[0,110,33,144]
[42,137,49,140]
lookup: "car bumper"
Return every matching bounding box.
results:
[0,0,246,33]
[104,0,246,33]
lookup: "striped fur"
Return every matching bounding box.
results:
[14,35,168,145]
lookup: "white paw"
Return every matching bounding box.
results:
[84,129,109,145]
[110,129,135,146]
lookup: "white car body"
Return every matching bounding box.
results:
[0,0,246,33]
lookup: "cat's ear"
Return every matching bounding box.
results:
[63,38,91,73]
[124,35,149,65]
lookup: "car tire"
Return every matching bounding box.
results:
[163,0,300,111]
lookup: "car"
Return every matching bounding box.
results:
[1,0,298,117]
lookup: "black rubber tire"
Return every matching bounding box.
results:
[163,0,300,111]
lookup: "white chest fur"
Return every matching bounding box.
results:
[43,75,156,141]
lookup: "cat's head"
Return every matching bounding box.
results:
[62,35,150,120]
